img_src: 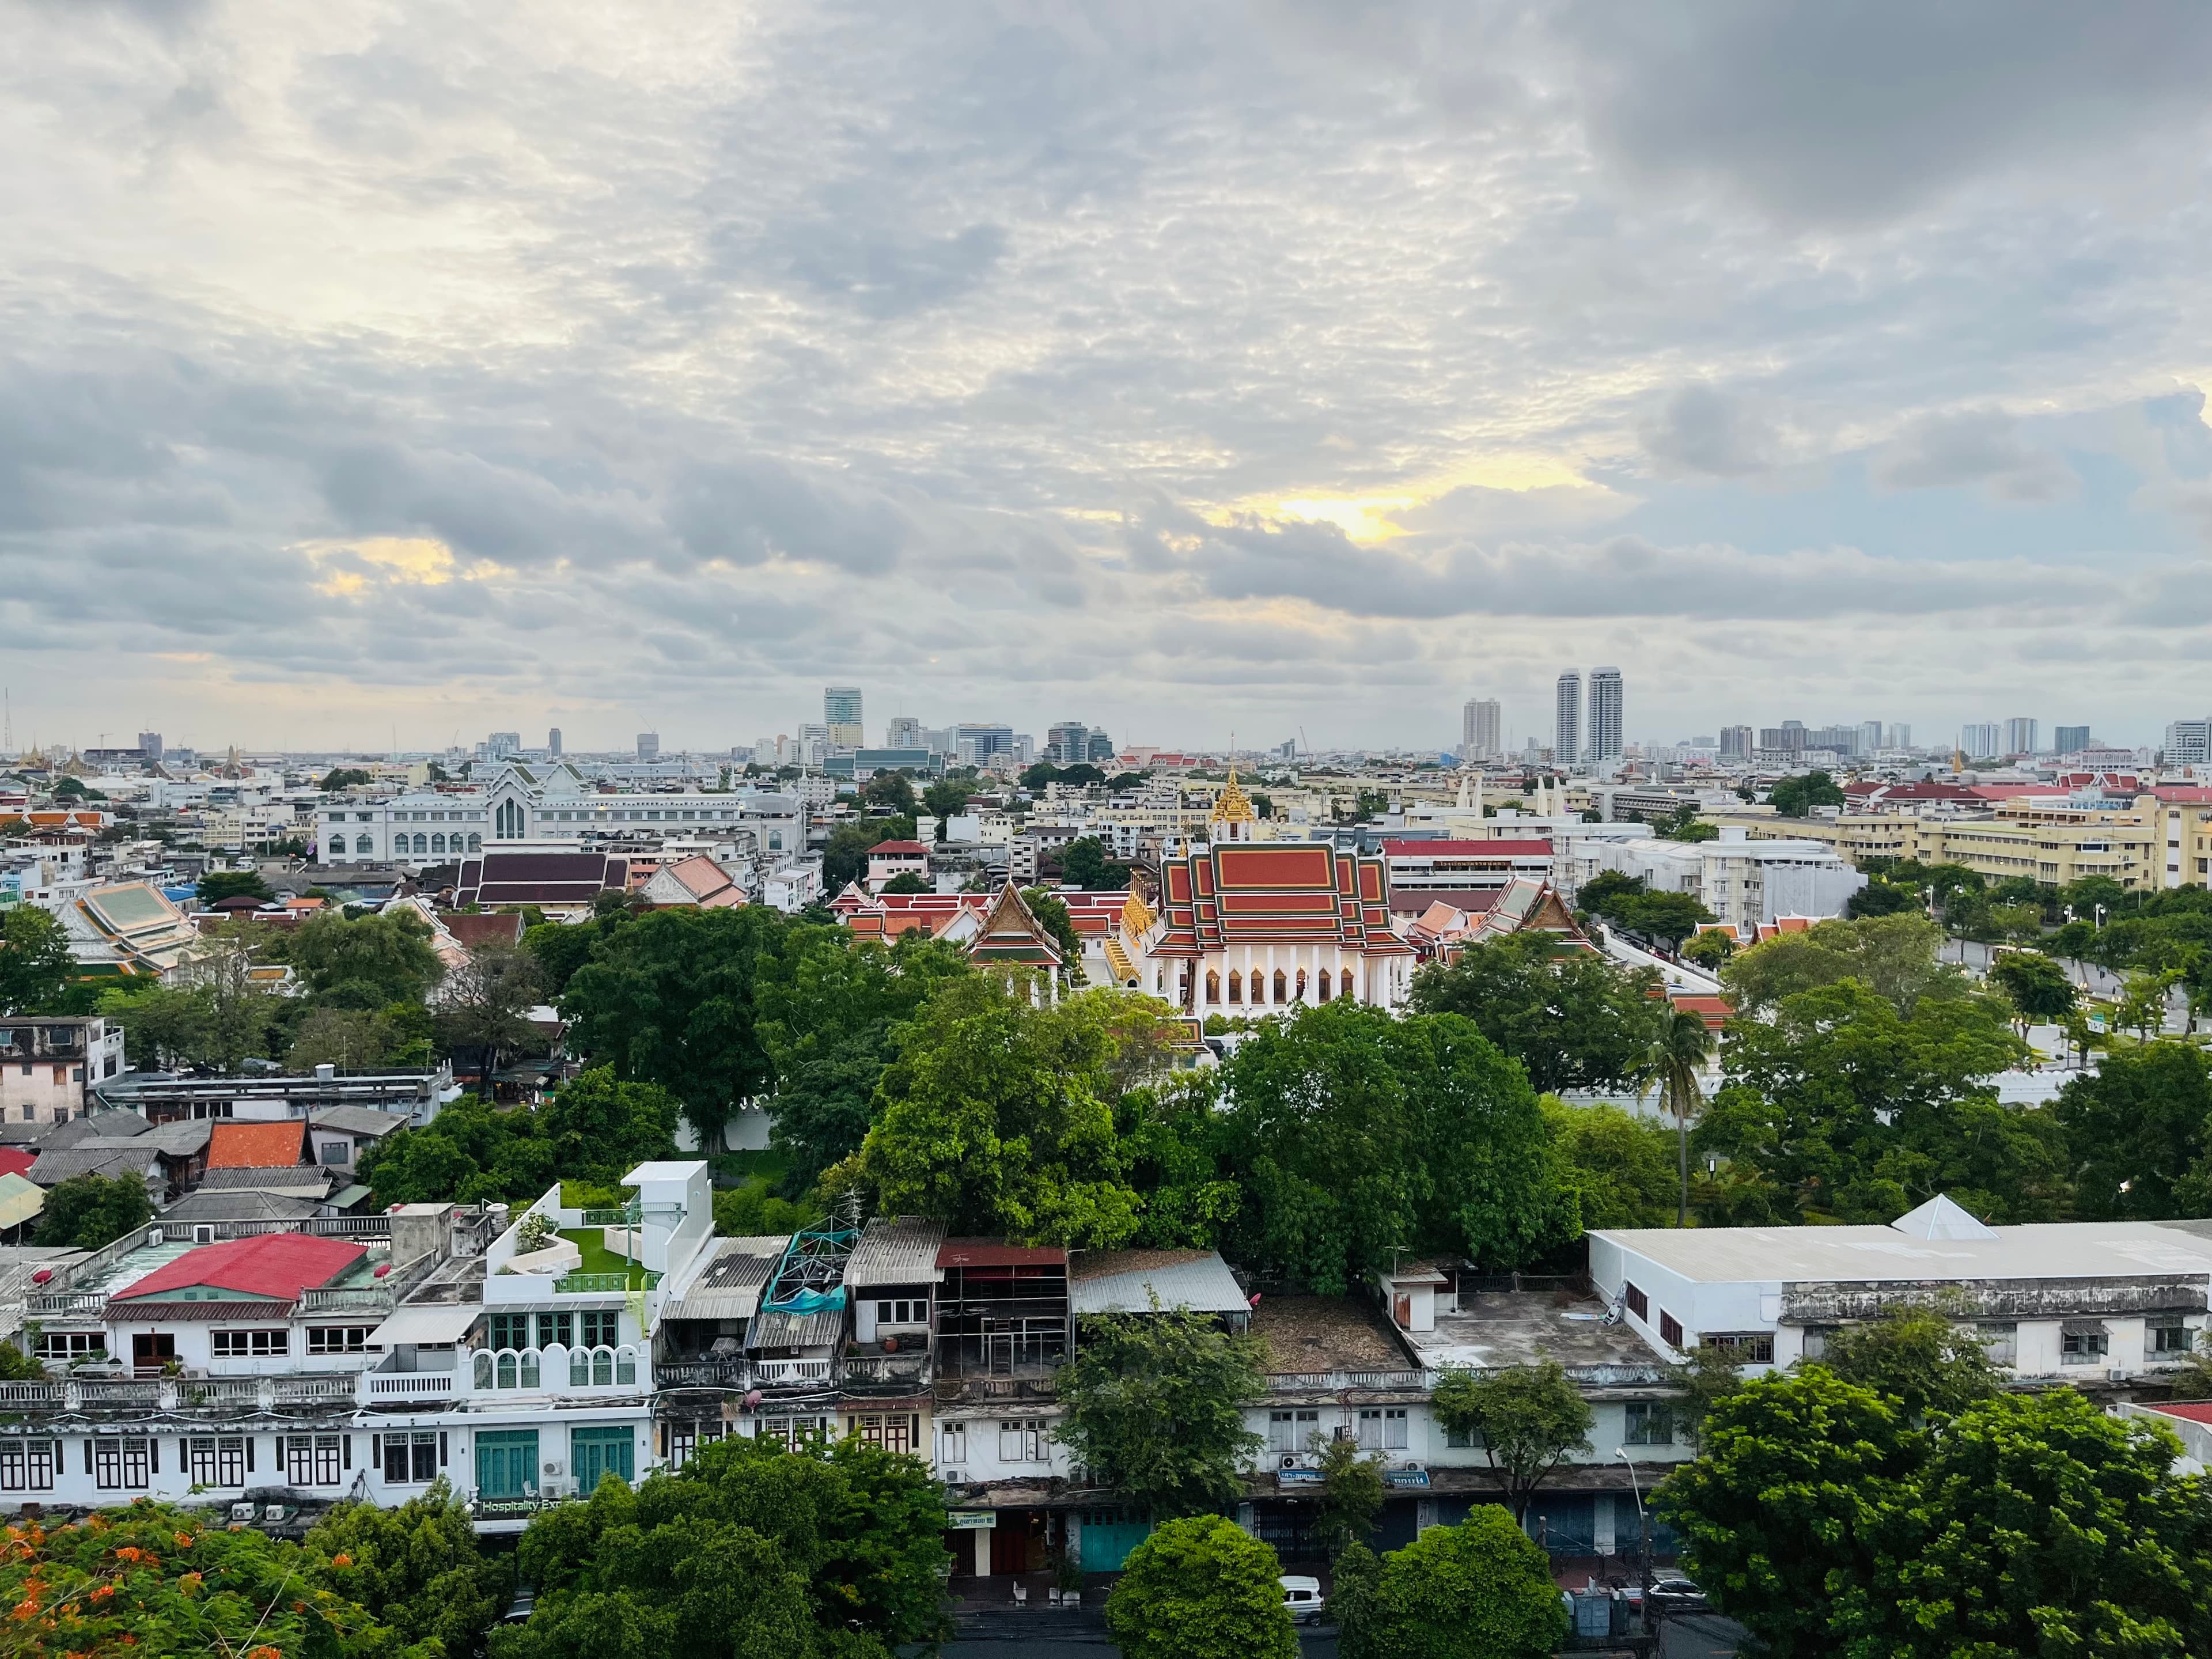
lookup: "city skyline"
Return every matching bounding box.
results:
[10,9,2212,749]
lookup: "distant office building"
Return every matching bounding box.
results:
[885,715,923,751]
[1885,723,1912,750]
[1462,699,1502,763]
[1014,734,1035,765]
[1047,720,1090,765]
[137,732,164,762]
[546,727,562,758]
[1719,725,1753,762]
[1960,723,2002,759]
[1588,669,1623,763]
[1087,727,1115,764]
[1859,720,1883,753]
[956,723,1015,766]
[2053,725,2091,755]
[796,724,829,767]
[2002,717,2039,757]
[2167,719,2212,768]
[824,687,864,749]
[1760,721,1806,756]
[483,731,522,762]
[636,732,660,762]
[1555,673,1583,768]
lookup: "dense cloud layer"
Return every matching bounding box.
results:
[5,1,2212,750]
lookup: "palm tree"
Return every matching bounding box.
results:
[1639,1007,1715,1227]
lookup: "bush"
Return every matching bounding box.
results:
[1365,1508,1567,1659]
[1104,1514,1298,1659]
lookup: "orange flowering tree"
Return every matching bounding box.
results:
[0,1500,431,1657]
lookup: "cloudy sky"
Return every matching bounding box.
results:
[7,1,2212,756]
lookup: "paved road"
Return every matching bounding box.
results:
[920,1612,1741,1657]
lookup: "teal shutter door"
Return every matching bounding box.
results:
[474,1430,539,1499]
[571,1426,634,1491]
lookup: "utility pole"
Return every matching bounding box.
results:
[1615,1448,1652,1639]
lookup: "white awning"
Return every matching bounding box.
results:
[368,1304,482,1347]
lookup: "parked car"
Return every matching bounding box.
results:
[1649,1574,1706,1612]
[1279,1574,1327,1625]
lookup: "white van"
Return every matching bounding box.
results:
[1279,1574,1326,1626]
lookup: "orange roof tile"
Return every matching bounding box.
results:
[206,1120,310,1169]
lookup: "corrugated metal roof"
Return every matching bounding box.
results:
[745,1306,846,1351]
[937,1238,1067,1269]
[1070,1249,1248,1316]
[846,1217,946,1288]
[28,1146,160,1187]
[661,1236,785,1323]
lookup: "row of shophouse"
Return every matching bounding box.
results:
[0,1165,2208,1574]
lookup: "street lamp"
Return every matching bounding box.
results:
[1615,1448,1652,1635]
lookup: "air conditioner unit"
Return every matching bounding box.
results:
[192,1226,215,1245]
[146,1228,162,1246]
[2108,1366,2134,1383]
[942,1468,967,1485]
[543,1460,564,1476]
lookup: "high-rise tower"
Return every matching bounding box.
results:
[1554,672,1583,768]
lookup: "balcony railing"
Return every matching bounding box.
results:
[654,1358,752,1390]
[553,1271,661,1295]
[753,1358,833,1384]
[1265,1369,1429,1393]
[361,1370,455,1402]
[26,1290,109,1318]
[842,1354,930,1391]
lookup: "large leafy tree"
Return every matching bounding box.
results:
[434,940,547,1095]
[561,906,791,1142]
[308,1478,513,1656]
[1103,1514,1298,1659]
[0,1503,414,1656]
[1054,1309,1267,1519]
[539,1066,681,1179]
[196,868,274,904]
[1767,770,1844,817]
[359,1100,557,1206]
[2055,1041,2212,1219]
[1817,1304,2000,1424]
[0,904,75,1014]
[1430,1361,1594,1521]
[1409,932,1669,1094]
[1358,1508,1567,1659]
[37,1173,154,1249]
[522,906,635,998]
[755,930,971,1195]
[1721,912,1957,1017]
[1656,1368,1915,1658]
[499,1433,948,1659]
[842,978,1168,1246]
[290,907,445,1007]
[1987,948,2077,1027]
[1217,1003,1573,1293]
[1698,977,2055,1223]
[1543,1099,1680,1229]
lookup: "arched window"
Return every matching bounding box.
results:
[413,832,429,855]
[1340,968,1355,1000]
[1317,971,1332,1003]
[495,799,524,839]
[1228,971,1242,1004]
[1273,969,1287,1003]
[430,833,446,854]
[467,833,481,853]
[1296,968,1308,1001]
[1205,971,1220,1004]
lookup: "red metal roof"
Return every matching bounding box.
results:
[206,1120,309,1169]
[937,1238,1067,1268]
[2143,1402,2212,1424]
[868,840,931,857]
[112,1233,365,1302]
[0,1148,33,1180]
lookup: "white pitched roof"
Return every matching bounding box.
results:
[1891,1193,1998,1241]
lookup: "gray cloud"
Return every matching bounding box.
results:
[1638,386,1782,479]
[1870,410,2078,502]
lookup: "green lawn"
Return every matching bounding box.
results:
[558,1228,646,1278]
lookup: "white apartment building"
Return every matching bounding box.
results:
[1588,824,1864,929]
[1590,1197,2212,1383]
[316,764,802,869]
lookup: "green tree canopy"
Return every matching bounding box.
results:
[1361,1507,1569,1659]
[0,903,75,1015]
[920,777,972,823]
[1721,912,1958,1017]
[2054,1040,2212,1219]
[434,939,547,1093]
[1058,836,1132,891]
[561,905,791,1141]
[521,906,635,998]
[196,868,274,904]
[538,1066,681,1179]
[1767,770,1844,817]
[37,1172,154,1249]
[286,1001,434,1073]
[319,766,375,790]
[289,907,445,1008]
[820,817,916,892]
[1988,948,2076,1025]
[1846,879,1918,919]
[1409,931,1669,1093]
[755,929,971,1196]
[1054,1308,1268,1518]
[878,870,929,895]
[860,769,917,815]
[308,1478,513,1655]
[1698,977,2052,1224]
[1543,1099,1680,1228]
[1430,1360,1594,1520]
[1817,1304,2001,1423]
[842,978,1175,1245]
[497,1433,950,1659]
[1657,1367,1915,1658]
[1217,1002,1574,1293]
[1103,1514,1298,1659]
